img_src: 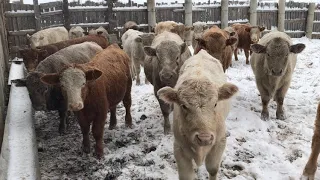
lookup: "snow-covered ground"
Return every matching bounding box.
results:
[37,37,320,180]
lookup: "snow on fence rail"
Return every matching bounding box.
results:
[0,60,40,180]
[3,1,320,58]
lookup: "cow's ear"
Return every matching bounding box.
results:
[39,49,48,57]
[250,44,266,53]
[226,37,237,46]
[245,27,251,32]
[180,42,187,54]
[85,69,102,81]
[185,26,193,31]
[195,38,206,49]
[26,34,31,39]
[40,73,60,85]
[290,43,305,54]
[157,87,178,104]
[135,36,142,43]
[144,46,157,56]
[218,83,238,101]
[259,26,265,32]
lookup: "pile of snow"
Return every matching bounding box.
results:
[37,36,320,179]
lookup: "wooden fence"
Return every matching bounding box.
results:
[3,1,320,57]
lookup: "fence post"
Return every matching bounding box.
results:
[62,0,71,31]
[184,0,192,45]
[106,0,116,34]
[221,0,228,29]
[249,0,257,26]
[306,3,315,39]
[278,0,285,32]
[147,0,156,32]
[33,0,41,31]
[0,1,8,154]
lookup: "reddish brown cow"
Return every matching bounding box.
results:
[40,43,132,159]
[194,25,237,72]
[20,34,109,71]
[232,23,265,64]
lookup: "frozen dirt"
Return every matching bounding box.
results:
[36,37,320,180]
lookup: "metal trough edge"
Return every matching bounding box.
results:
[0,61,40,180]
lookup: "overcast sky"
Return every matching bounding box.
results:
[11,0,320,5]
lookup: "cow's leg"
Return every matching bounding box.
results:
[58,109,68,135]
[123,79,132,128]
[256,82,271,120]
[234,48,239,61]
[206,137,226,180]
[275,84,290,120]
[244,49,250,64]
[109,106,117,130]
[174,143,195,180]
[92,113,107,159]
[134,58,141,85]
[156,89,171,134]
[303,104,320,179]
[77,111,91,153]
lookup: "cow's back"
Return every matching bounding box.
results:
[83,45,131,106]
[36,42,102,73]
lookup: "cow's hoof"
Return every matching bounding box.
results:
[58,126,66,135]
[109,124,116,130]
[276,112,286,120]
[82,145,90,154]
[246,61,249,65]
[164,126,171,135]
[125,123,133,129]
[261,112,269,121]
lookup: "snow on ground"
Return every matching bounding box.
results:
[37,37,320,180]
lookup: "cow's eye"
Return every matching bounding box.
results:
[181,104,187,110]
[214,103,217,107]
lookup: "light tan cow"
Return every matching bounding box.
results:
[303,102,320,179]
[157,49,238,180]
[154,21,192,41]
[250,31,305,120]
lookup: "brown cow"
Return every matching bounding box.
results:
[303,103,320,179]
[194,25,237,72]
[40,43,132,159]
[20,34,109,71]
[232,23,265,64]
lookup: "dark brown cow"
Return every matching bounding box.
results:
[40,43,132,159]
[194,25,237,72]
[232,23,265,64]
[20,34,109,71]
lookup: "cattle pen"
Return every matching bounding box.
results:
[0,0,320,179]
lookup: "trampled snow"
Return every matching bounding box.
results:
[37,37,320,179]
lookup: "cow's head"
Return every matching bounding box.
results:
[251,37,305,76]
[195,29,237,60]
[20,48,48,72]
[144,40,188,87]
[40,65,102,111]
[158,80,238,146]
[245,26,265,43]
[25,72,49,110]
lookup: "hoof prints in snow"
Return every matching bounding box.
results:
[37,38,320,179]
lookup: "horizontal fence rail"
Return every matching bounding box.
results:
[4,1,320,57]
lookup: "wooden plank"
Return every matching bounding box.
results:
[5,12,34,17]
[8,29,36,36]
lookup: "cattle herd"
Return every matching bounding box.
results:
[14,20,320,179]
